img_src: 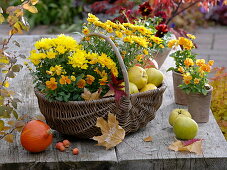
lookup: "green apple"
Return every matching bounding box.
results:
[173,116,198,140]
[128,66,148,89]
[146,68,164,87]
[169,109,191,126]
[121,82,139,94]
[140,83,157,92]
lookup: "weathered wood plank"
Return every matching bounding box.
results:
[0,35,117,170]
[115,55,227,170]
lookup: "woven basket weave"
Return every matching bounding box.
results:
[34,33,167,139]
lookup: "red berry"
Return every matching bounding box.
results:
[63,139,70,148]
[72,148,79,155]
[55,142,64,150]
[59,145,65,152]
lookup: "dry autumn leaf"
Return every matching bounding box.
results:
[4,134,14,143]
[92,113,125,150]
[143,136,153,142]
[81,88,102,101]
[168,139,203,155]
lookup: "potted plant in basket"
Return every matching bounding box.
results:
[28,13,167,139]
[178,58,214,123]
[167,34,196,105]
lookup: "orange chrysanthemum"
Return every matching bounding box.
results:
[46,78,57,90]
[77,79,86,88]
[59,75,71,85]
[86,75,95,85]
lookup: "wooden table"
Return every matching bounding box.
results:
[1,35,227,170]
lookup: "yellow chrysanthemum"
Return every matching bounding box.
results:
[50,65,63,75]
[168,39,178,48]
[186,34,196,40]
[183,73,192,85]
[87,13,99,23]
[68,50,88,69]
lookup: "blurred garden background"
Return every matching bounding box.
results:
[1,0,227,140]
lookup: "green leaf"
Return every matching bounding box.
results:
[12,110,18,119]
[0,120,4,131]
[11,101,17,109]
[12,64,22,72]
[31,0,39,5]
[0,14,4,24]
[6,71,15,78]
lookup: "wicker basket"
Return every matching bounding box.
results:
[34,33,167,139]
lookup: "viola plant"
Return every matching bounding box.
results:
[167,34,196,73]
[178,58,214,95]
[81,13,169,70]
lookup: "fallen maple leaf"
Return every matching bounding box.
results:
[168,140,203,155]
[81,88,102,101]
[182,139,202,146]
[143,136,153,142]
[92,112,125,150]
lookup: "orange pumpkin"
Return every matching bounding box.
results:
[20,120,53,152]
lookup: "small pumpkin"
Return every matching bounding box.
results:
[20,120,53,153]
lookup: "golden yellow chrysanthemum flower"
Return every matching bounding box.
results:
[184,58,194,67]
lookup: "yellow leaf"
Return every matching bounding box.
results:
[2,126,11,131]
[92,113,125,150]
[7,120,15,126]
[3,81,10,88]
[31,0,39,5]
[81,88,102,101]
[0,14,5,24]
[33,114,46,121]
[15,120,25,128]
[143,136,153,142]
[22,4,38,13]
[168,140,203,155]
[4,134,14,143]
[0,120,4,131]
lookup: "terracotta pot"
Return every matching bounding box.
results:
[187,86,213,123]
[154,48,171,68]
[172,71,188,105]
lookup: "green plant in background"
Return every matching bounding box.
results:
[210,67,227,140]
[0,0,39,142]
[1,0,84,33]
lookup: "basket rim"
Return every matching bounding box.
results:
[34,82,167,104]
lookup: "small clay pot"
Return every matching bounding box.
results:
[172,71,188,105]
[154,48,171,68]
[187,85,213,123]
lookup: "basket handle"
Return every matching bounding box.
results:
[85,33,130,99]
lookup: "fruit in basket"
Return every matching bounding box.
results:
[140,83,157,92]
[120,82,139,94]
[146,68,164,87]
[128,66,148,89]
[169,109,192,126]
[173,116,198,140]
[20,120,53,153]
